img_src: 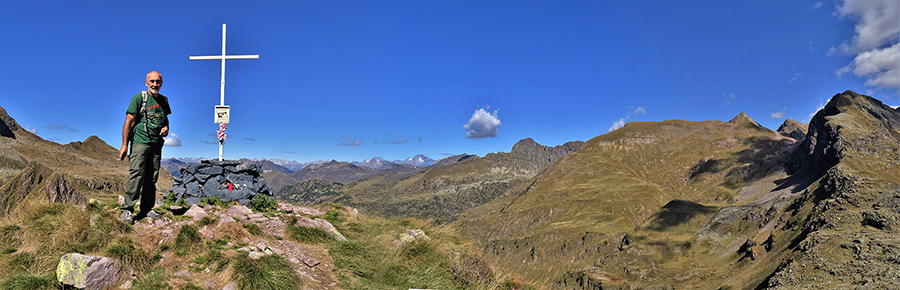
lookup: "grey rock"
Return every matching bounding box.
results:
[57,253,125,290]
[296,217,346,241]
[185,205,208,221]
[175,269,191,278]
[198,165,224,175]
[301,256,321,267]
[186,163,201,175]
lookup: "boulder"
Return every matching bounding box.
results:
[56,253,125,290]
[184,204,208,221]
[393,229,430,247]
[296,217,346,241]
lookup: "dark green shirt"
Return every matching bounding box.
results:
[126,91,171,145]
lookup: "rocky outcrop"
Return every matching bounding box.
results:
[278,179,344,205]
[56,253,125,290]
[0,105,20,138]
[167,159,273,206]
[0,162,85,216]
[510,138,584,167]
[784,90,900,174]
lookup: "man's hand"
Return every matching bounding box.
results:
[160,126,169,137]
[119,145,128,160]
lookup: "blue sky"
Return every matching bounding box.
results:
[1,1,898,163]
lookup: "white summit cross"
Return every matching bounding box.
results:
[189,23,259,161]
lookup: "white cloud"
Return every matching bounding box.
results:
[724,93,737,105]
[771,108,786,119]
[608,118,627,132]
[788,71,807,83]
[805,2,824,14]
[608,106,647,132]
[340,135,363,146]
[47,124,78,132]
[633,107,646,115]
[834,0,900,91]
[844,43,900,88]
[463,108,501,139]
[385,134,407,144]
[23,125,38,134]
[164,133,181,147]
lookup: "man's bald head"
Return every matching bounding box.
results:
[145,71,163,96]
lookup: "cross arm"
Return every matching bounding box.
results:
[189,55,260,60]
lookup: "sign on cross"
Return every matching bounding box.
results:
[189,23,259,161]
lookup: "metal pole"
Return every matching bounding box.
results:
[220,23,226,107]
[219,23,226,161]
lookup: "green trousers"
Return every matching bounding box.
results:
[122,143,162,213]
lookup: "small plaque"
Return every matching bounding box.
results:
[215,106,230,124]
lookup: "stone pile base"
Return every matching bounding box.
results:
[168,159,273,206]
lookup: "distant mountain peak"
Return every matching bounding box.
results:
[777,119,807,141]
[727,112,764,129]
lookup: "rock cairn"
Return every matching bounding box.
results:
[167,159,273,206]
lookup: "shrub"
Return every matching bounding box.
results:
[200,196,228,208]
[250,194,277,213]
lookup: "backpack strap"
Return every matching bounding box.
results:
[140,91,149,133]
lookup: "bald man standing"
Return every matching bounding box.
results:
[119,71,171,224]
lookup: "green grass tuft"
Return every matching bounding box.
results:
[0,272,56,290]
[286,224,334,244]
[105,236,153,272]
[323,210,344,224]
[241,223,265,237]
[131,266,171,290]
[181,283,204,290]
[196,215,218,227]
[174,225,203,256]
[232,254,303,290]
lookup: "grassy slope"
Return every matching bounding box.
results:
[453,117,797,288]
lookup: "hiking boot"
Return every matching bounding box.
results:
[120,210,134,225]
[145,210,162,219]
